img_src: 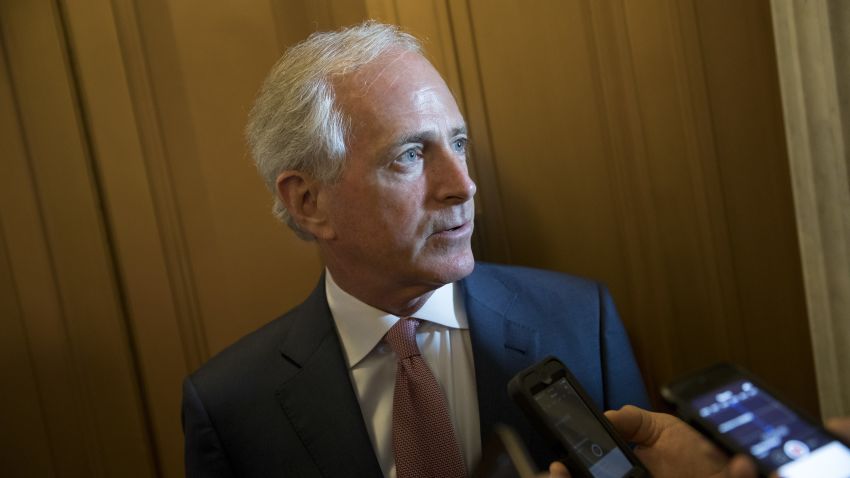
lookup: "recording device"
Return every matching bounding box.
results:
[472,425,539,478]
[508,356,650,478]
[662,362,850,478]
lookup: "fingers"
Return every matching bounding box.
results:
[826,416,850,441]
[548,461,570,478]
[604,405,657,445]
[724,455,758,478]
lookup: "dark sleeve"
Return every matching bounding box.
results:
[182,377,236,478]
[598,284,651,410]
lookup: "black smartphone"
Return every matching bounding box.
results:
[508,356,651,478]
[662,362,850,478]
[472,424,539,478]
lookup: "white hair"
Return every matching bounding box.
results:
[245,21,422,240]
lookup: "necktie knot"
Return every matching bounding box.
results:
[385,318,421,360]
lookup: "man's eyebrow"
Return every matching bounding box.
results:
[396,125,468,145]
[394,131,435,147]
[450,125,468,137]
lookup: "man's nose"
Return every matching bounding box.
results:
[431,147,477,204]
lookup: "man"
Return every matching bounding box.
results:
[182,21,648,477]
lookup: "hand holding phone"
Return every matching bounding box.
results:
[604,405,759,478]
[508,356,650,478]
[662,363,850,478]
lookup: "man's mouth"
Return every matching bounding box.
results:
[432,220,473,238]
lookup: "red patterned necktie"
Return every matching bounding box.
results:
[384,318,467,478]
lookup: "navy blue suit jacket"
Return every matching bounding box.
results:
[182,263,649,477]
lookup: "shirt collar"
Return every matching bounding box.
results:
[325,269,468,368]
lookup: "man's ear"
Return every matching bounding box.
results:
[275,171,335,240]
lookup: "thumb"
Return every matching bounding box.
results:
[604,405,656,445]
[548,461,570,478]
[826,416,850,441]
[723,455,759,478]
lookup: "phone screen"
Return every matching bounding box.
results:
[691,379,850,478]
[533,377,632,478]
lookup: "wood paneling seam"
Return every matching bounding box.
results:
[666,0,744,359]
[111,0,210,368]
[579,0,635,316]
[581,0,656,388]
[0,214,60,475]
[0,28,75,473]
[35,1,114,474]
[612,0,680,378]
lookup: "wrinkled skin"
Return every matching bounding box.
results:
[277,49,477,315]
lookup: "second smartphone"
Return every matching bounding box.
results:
[662,362,850,478]
[508,356,650,478]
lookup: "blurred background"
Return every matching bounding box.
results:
[2,0,848,476]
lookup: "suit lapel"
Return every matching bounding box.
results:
[461,266,540,443]
[275,279,383,477]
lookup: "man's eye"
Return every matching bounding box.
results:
[451,138,468,154]
[396,148,421,164]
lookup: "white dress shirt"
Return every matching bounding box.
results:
[325,270,482,477]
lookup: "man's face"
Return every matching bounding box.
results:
[320,50,476,296]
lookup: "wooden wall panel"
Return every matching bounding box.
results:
[0,36,56,478]
[0,0,156,475]
[692,0,816,412]
[0,231,55,477]
[618,0,750,394]
[57,0,194,475]
[580,0,682,397]
[132,0,323,356]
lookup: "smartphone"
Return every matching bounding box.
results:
[508,356,650,478]
[662,362,850,478]
[472,424,539,478]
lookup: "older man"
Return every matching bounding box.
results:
[182,21,648,477]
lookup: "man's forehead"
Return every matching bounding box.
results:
[360,52,410,92]
[333,50,452,113]
[332,50,463,142]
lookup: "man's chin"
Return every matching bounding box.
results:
[427,252,475,285]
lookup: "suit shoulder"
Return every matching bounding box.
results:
[188,311,292,391]
[473,262,603,297]
[185,287,327,408]
[189,279,327,390]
